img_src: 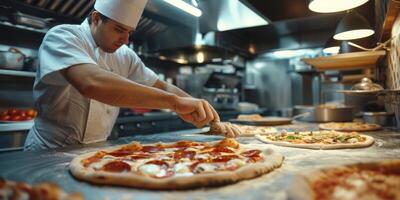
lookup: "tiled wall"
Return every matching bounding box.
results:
[386,14,400,89]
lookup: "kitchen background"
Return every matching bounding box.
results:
[0,0,398,151]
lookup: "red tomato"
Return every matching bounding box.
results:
[7,108,18,116]
[0,115,11,121]
[26,109,37,117]
[0,111,8,116]
[25,116,33,120]
[10,115,21,121]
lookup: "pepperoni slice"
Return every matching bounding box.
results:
[241,150,261,157]
[108,150,134,157]
[82,151,107,167]
[145,160,169,169]
[168,140,203,148]
[141,145,164,152]
[174,150,196,160]
[101,161,131,172]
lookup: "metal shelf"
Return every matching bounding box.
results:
[0,121,33,132]
[0,21,47,34]
[0,69,36,78]
[302,51,386,71]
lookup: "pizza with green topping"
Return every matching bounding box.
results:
[256,130,374,149]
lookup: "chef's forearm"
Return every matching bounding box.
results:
[153,79,191,98]
[63,64,179,109]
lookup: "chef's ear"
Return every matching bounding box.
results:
[91,11,101,26]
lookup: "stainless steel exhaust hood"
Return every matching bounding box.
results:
[6,0,267,64]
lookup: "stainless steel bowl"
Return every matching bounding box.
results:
[294,105,354,122]
[363,112,395,126]
[0,48,25,70]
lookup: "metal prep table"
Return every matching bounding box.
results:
[0,122,399,200]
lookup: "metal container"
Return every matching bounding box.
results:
[337,78,385,115]
[362,112,395,126]
[0,48,25,70]
[294,105,354,122]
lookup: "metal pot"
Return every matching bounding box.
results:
[337,78,385,116]
[362,112,395,126]
[0,48,25,70]
[294,105,354,122]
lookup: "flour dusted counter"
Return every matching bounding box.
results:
[0,123,399,200]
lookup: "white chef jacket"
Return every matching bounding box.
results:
[24,20,158,151]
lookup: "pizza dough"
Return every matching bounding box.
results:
[236,125,277,136]
[288,160,400,200]
[69,138,284,190]
[256,130,374,150]
[237,114,264,121]
[319,122,382,132]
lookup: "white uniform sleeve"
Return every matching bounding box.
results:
[38,26,97,85]
[126,49,158,86]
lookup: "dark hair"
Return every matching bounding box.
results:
[87,10,109,25]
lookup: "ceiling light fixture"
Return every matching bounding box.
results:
[323,37,341,54]
[308,0,369,13]
[164,0,202,17]
[333,11,374,40]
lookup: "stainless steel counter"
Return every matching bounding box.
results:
[0,123,399,200]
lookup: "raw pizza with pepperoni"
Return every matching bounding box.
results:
[288,160,400,200]
[69,138,283,190]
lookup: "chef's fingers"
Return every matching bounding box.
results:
[193,100,206,122]
[231,124,242,137]
[202,100,214,123]
[224,125,235,138]
[209,103,220,123]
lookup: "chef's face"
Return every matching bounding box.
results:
[90,11,134,53]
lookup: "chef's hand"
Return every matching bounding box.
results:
[209,122,242,138]
[174,97,220,128]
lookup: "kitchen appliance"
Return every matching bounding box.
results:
[202,88,239,110]
[202,72,240,110]
[0,48,25,70]
[294,104,354,122]
[337,78,385,115]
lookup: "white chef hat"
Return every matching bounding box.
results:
[94,0,148,28]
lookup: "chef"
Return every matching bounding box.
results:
[24,0,240,151]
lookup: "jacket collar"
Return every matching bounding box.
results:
[81,19,99,50]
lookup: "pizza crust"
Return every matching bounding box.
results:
[255,134,374,150]
[69,142,284,190]
[319,122,382,132]
[287,160,400,200]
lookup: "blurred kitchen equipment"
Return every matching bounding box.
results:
[230,116,292,126]
[337,78,385,116]
[0,48,25,70]
[362,112,395,126]
[351,77,384,91]
[10,12,50,29]
[237,102,259,113]
[293,104,354,122]
[202,72,240,110]
[24,56,38,71]
[381,89,400,128]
